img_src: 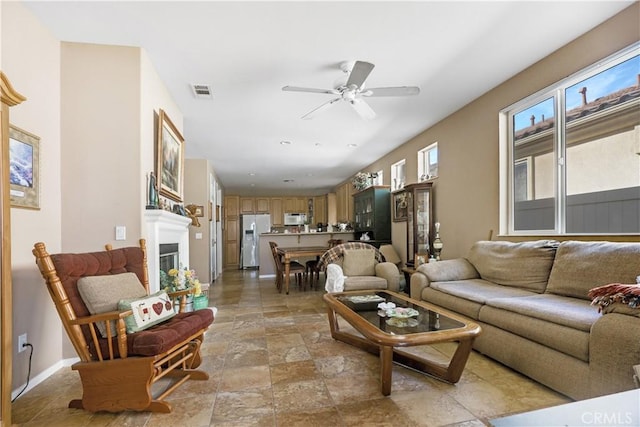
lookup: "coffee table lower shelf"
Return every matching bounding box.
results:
[324,290,481,396]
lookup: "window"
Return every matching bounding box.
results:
[501,43,640,235]
[391,159,406,191]
[373,170,383,186]
[418,142,438,181]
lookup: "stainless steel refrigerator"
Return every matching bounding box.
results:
[240,214,271,268]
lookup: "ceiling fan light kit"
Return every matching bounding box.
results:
[283,60,420,120]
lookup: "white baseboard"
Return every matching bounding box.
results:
[11,357,80,401]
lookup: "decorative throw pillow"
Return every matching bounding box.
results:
[77,272,147,338]
[342,249,376,276]
[118,291,176,334]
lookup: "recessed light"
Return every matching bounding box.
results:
[347,143,357,148]
[248,173,256,176]
[280,140,291,145]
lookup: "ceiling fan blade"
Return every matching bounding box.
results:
[350,98,376,120]
[301,97,341,120]
[362,86,420,97]
[346,61,375,90]
[282,86,339,95]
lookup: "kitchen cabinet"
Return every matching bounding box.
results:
[404,182,434,264]
[352,186,391,246]
[313,195,327,224]
[335,182,354,223]
[240,197,255,214]
[297,197,309,214]
[283,197,307,214]
[255,197,270,213]
[224,217,239,266]
[270,198,283,226]
[224,196,240,268]
[284,197,297,213]
[225,195,239,218]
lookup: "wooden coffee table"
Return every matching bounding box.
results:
[323,290,482,396]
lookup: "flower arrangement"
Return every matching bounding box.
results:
[160,266,202,296]
[352,172,377,191]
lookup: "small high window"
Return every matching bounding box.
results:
[418,142,438,181]
[391,160,406,191]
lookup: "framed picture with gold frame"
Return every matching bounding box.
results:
[9,125,40,210]
[392,190,407,222]
[156,109,184,202]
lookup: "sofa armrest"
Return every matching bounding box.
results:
[375,262,400,292]
[590,312,640,397]
[410,258,479,300]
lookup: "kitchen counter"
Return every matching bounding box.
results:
[259,231,354,277]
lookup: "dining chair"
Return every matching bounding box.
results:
[306,239,343,289]
[269,241,306,291]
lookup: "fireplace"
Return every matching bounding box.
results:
[159,243,180,274]
[144,210,191,293]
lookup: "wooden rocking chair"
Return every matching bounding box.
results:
[32,239,214,413]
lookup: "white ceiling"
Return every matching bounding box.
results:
[23,1,633,196]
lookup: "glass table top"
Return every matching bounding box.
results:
[336,291,465,335]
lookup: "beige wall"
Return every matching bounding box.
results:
[2,5,184,389]
[342,4,640,261]
[2,1,64,391]
[185,158,212,283]
[61,43,142,252]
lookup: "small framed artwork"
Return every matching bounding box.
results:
[156,109,185,202]
[9,125,40,210]
[193,205,205,217]
[392,190,408,222]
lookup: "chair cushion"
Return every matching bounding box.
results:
[118,291,176,333]
[342,249,376,276]
[128,309,213,356]
[77,272,147,337]
[343,276,388,291]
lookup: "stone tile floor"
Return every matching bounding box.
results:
[11,269,570,426]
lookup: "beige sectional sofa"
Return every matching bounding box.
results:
[410,240,640,400]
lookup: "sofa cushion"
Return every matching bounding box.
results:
[342,249,376,276]
[421,287,484,320]
[430,278,538,305]
[416,258,479,282]
[485,294,600,332]
[343,276,387,291]
[77,272,147,337]
[478,304,591,362]
[467,240,559,293]
[546,241,640,300]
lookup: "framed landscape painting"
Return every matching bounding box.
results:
[9,125,40,209]
[156,109,185,202]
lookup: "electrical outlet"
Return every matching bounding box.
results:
[18,333,27,353]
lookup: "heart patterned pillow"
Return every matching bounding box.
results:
[118,291,176,333]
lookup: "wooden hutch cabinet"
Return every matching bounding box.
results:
[404,182,434,264]
[352,186,391,246]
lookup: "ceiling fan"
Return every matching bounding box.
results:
[282,60,420,120]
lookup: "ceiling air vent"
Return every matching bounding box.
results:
[191,84,213,99]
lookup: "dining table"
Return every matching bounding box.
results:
[275,246,329,294]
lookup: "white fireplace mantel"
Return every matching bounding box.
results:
[144,210,191,293]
